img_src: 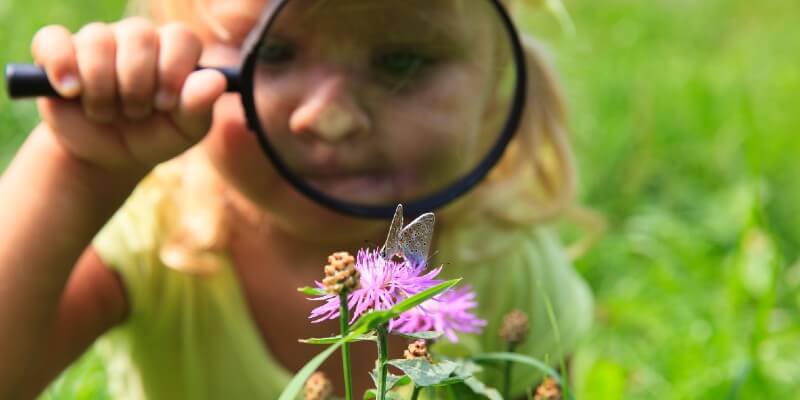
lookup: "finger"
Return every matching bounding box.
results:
[118,115,195,167]
[171,69,227,140]
[31,25,81,98]
[74,23,117,123]
[155,23,202,112]
[113,17,159,120]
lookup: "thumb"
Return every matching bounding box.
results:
[171,68,227,140]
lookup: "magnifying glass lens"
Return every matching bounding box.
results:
[247,0,520,208]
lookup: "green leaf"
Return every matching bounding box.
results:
[471,352,563,385]
[348,279,462,335]
[396,331,443,341]
[363,389,405,400]
[430,375,471,387]
[387,359,461,387]
[462,376,503,400]
[297,286,326,296]
[369,369,411,392]
[443,362,502,400]
[277,342,342,400]
[299,333,377,345]
[391,278,462,314]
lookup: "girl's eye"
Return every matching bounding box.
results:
[258,40,294,64]
[374,51,430,77]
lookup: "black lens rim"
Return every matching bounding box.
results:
[239,0,527,219]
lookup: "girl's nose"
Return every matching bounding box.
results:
[289,77,369,142]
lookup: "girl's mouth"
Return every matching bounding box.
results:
[305,171,420,204]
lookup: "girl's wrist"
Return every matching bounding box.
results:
[4,124,147,229]
[32,123,149,197]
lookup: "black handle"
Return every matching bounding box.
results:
[4,64,241,99]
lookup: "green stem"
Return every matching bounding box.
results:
[411,384,422,400]
[339,293,353,400]
[503,342,517,400]
[376,324,389,400]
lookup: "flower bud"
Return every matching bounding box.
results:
[533,377,562,400]
[403,339,432,362]
[499,309,529,345]
[304,371,334,400]
[322,251,359,295]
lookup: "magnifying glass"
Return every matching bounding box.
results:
[5,0,526,219]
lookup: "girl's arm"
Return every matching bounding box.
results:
[0,125,135,398]
[0,18,227,398]
[18,248,128,399]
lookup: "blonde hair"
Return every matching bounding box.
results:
[129,0,601,272]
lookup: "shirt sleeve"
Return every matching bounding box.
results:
[91,174,171,325]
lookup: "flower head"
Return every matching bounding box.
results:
[499,309,529,345]
[534,377,562,400]
[304,371,333,400]
[309,248,442,323]
[403,339,432,361]
[321,252,359,295]
[390,285,486,342]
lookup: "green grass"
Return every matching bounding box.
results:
[520,0,800,398]
[2,0,799,398]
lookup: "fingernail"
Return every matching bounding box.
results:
[155,89,176,111]
[59,74,81,98]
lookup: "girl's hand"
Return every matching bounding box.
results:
[31,17,227,173]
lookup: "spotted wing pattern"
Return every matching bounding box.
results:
[398,212,435,266]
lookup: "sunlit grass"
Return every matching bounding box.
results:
[1,0,798,398]
[522,0,800,398]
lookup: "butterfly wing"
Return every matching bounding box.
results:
[380,204,404,259]
[398,212,435,266]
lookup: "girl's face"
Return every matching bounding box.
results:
[199,0,514,239]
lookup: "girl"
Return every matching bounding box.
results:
[0,0,592,398]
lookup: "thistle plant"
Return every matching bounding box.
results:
[303,371,333,400]
[320,251,359,400]
[403,340,430,400]
[391,285,486,342]
[309,248,446,400]
[404,340,432,362]
[500,309,530,400]
[309,249,443,324]
[533,377,563,400]
[284,206,572,400]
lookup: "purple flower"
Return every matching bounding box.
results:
[309,248,442,323]
[389,285,486,342]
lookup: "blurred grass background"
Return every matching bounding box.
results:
[1,0,799,398]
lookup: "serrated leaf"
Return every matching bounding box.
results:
[462,376,503,400]
[453,359,483,376]
[297,286,326,296]
[277,342,341,400]
[430,375,470,387]
[299,333,377,345]
[369,369,411,392]
[388,359,460,387]
[397,331,443,341]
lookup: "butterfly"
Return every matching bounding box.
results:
[380,204,435,266]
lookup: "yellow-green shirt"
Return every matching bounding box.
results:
[92,171,592,399]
